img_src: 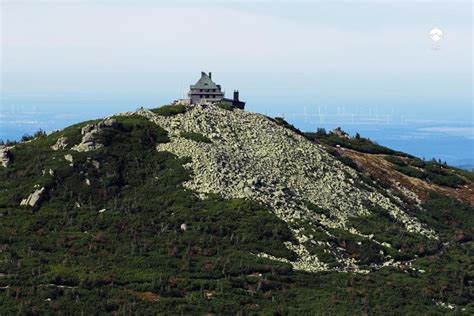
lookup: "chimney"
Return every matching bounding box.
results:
[209,72,212,79]
[233,90,239,101]
[201,71,206,77]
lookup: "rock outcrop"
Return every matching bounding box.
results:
[20,187,45,208]
[64,154,73,163]
[0,146,10,167]
[51,136,68,150]
[72,118,118,152]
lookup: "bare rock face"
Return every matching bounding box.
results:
[20,187,45,207]
[72,118,118,152]
[72,124,103,152]
[51,136,68,151]
[0,146,10,167]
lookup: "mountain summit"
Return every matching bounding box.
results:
[1,104,472,314]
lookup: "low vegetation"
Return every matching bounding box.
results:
[0,129,48,146]
[305,129,410,156]
[383,156,467,188]
[215,103,235,111]
[301,125,470,189]
[325,148,360,171]
[271,117,305,137]
[150,104,189,116]
[180,131,211,143]
[0,114,472,314]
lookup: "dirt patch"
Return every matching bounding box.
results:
[126,289,160,302]
[331,147,474,206]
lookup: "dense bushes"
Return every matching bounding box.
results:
[150,104,189,116]
[393,165,425,178]
[326,148,360,170]
[271,117,305,136]
[0,116,473,314]
[215,103,235,111]
[417,192,474,240]
[349,206,439,260]
[0,115,299,314]
[305,131,410,156]
[384,156,467,188]
[180,131,211,143]
[384,155,407,166]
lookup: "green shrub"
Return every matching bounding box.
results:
[349,206,439,259]
[410,158,426,168]
[216,103,235,111]
[180,131,211,143]
[452,167,474,182]
[338,155,360,170]
[384,155,407,166]
[324,148,360,171]
[151,104,189,116]
[21,129,47,142]
[272,117,304,136]
[427,172,466,188]
[418,191,474,239]
[424,163,449,175]
[305,202,331,217]
[305,132,411,157]
[393,165,426,179]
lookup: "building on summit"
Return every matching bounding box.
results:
[185,72,245,109]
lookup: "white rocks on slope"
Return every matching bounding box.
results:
[64,154,73,163]
[129,105,436,272]
[51,136,68,151]
[0,146,10,167]
[20,187,45,207]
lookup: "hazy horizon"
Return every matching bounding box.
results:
[1,0,473,164]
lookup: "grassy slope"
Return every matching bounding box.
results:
[0,113,472,314]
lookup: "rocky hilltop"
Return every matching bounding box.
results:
[0,103,472,314]
[134,106,436,272]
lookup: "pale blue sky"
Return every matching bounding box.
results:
[1,1,473,131]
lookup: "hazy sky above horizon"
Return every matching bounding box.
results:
[1,0,473,123]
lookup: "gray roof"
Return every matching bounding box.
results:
[190,72,219,90]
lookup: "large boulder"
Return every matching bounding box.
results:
[20,187,45,207]
[64,154,73,163]
[51,136,68,150]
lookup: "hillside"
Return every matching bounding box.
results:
[0,104,473,314]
